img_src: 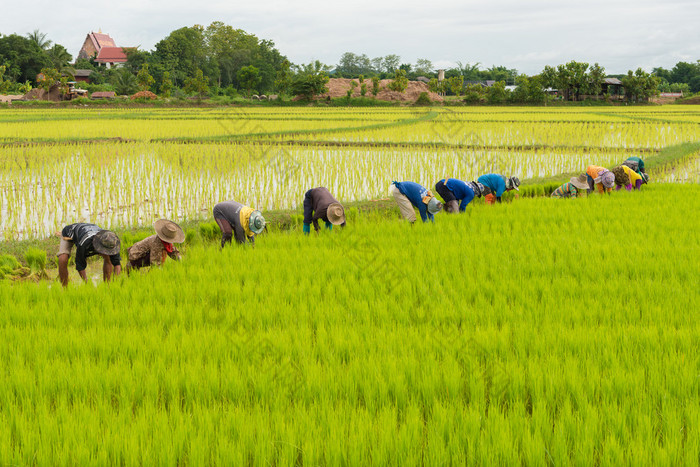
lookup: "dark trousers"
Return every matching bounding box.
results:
[435,180,456,202]
[215,217,233,247]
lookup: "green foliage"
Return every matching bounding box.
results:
[463,84,486,104]
[136,63,155,92]
[622,68,661,102]
[414,91,432,106]
[24,247,46,272]
[199,221,220,241]
[387,69,408,93]
[486,81,507,104]
[237,65,260,95]
[160,71,173,97]
[0,186,699,463]
[290,61,329,100]
[446,75,464,96]
[184,69,209,97]
[371,76,380,96]
[112,68,139,96]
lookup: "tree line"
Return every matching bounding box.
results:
[1,27,699,101]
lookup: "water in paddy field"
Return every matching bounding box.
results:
[0,148,684,241]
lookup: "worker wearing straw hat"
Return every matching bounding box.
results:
[551,174,589,199]
[618,165,649,190]
[434,178,485,213]
[56,223,121,287]
[126,219,184,271]
[213,200,266,247]
[302,187,346,234]
[586,165,615,194]
[390,181,442,223]
[476,174,520,205]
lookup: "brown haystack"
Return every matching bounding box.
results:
[22,85,63,102]
[317,78,442,103]
[131,90,158,100]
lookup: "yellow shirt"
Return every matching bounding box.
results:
[239,206,255,238]
[621,165,641,186]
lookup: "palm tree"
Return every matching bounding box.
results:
[26,29,52,51]
[113,69,139,95]
[46,45,75,78]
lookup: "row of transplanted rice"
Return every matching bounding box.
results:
[1,184,699,465]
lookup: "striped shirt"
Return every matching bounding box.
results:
[551,182,579,199]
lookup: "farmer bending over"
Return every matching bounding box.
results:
[303,187,346,234]
[622,156,646,175]
[551,174,589,199]
[127,219,184,272]
[435,178,484,213]
[618,165,649,190]
[390,181,442,223]
[57,223,121,287]
[477,174,520,205]
[213,200,265,247]
[586,165,615,194]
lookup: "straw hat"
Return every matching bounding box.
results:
[93,230,121,256]
[327,203,345,225]
[249,211,266,234]
[427,197,443,214]
[570,174,589,190]
[154,219,185,243]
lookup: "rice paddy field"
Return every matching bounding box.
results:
[1,105,699,465]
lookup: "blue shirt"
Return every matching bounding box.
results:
[441,178,476,212]
[477,174,507,198]
[392,181,433,222]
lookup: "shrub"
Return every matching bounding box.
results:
[414,92,432,106]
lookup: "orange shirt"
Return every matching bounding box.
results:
[586,165,611,194]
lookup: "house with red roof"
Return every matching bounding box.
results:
[78,31,134,68]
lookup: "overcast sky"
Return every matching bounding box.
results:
[2,0,698,75]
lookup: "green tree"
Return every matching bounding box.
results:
[371,76,380,96]
[622,68,660,102]
[38,67,61,100]
[274,60,292,95]
[447,75,464,96]
[388,69,408,92]
[136,63,155,91]
[463,84,486,105]
[290,61,329,100]
[414,58,433,76]
[112,68,139,95]
[237,65,260,95]
[487,81,507,104]
[184,68,209,97]
[160,71,173,97]
[587,63,605,98]
[26,30,52,51]
[428,78,440,94]
[0,34,50,83]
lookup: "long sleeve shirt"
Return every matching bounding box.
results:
[61,223,121,272]
[477,174,507,198]
[127,234,181,266]
[624,156,646,173]
[442,178,476,211]
[392,181,433,222]
[213,201,253,245]
[586,166,612,194]
[303,187,344,231]
[621,165,642,187]
[551,182,580,198]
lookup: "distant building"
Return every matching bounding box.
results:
[77,31,133,68]
[601,78,624,99]
[73,69,92,83]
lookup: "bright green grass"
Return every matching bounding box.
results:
[1,184,699,465]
